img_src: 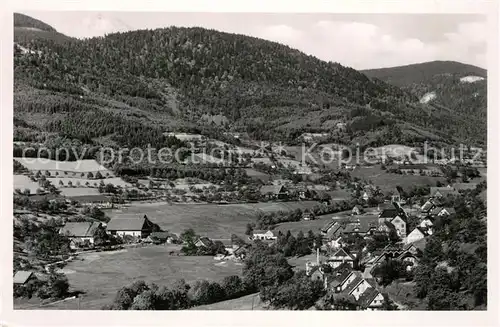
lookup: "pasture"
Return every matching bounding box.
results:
[192,293,266,310]
[109,201,322,238]
[350,166,445,193]
[59,188,101,197]
[109,203,259,238]
[25,246,244,310]
[13,174,40,193]
[14,158,112,175]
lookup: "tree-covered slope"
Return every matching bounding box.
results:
[13,14,486,148]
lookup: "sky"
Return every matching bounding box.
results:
[21,12,487,70]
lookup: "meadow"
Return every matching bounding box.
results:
[19,246,244,310]
[13,174,40,193]
[108,201,322,239]
[14,158,112,174]
[350,166,445,193]
[192,293,265,310]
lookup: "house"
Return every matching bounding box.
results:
[405,227,430,244]
[430,187,459,199]
[59,221,102,248]
[342,219,378,238]
[429,206,444,217]
[328,248,355,269]
[420,200,436,214]
[146,231,178,244]
[378,208,407,237]
[296,187,314,200]
[321,221,343,240]
[302,210,315,221]
[195,237,214,248]
[106,215,155,238]
[259,185,288,200]
[358,287,385,310]
[13,271,38,285]
[419,217,434,229]
[252,230,277,241]
[326,268,357,293]
[352,205,364,215]
[390,215,407,238]
[362,190,373,201]
[378,208,400,224]
[390,188,402,203]
[437,207,456,217]
[68,195,113,209]
[344,276,374,301]
[212,239,239,254]
[378,221,396,234]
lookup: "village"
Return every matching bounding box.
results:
[12,131,487,310]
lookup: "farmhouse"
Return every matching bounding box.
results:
[59,221,102,248]
[321,221,344,241]
[195,237,214,248]
[259,185,288,200]
[106,215,155,238]
[252,230,277,241]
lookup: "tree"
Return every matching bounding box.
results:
[180,228,197,244]
[95,171,103,179]
[244,223,254,236]
[87,172,94,179]
[130,290,155,310]
[221,275,245,299]
[264,271,325,310]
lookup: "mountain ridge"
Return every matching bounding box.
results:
[13,14,487,148]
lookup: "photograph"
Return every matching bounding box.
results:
[8,5,493,318]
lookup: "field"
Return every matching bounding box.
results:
[59,187,102,197]
[350,166,445,193]
[244,168,270,182]
[192,293,266,310]
[16,246,244,310]
[236,201,322,214]
[109,203,259,238]
[109,201,322,238]
[14,158,112,174]
[13,174,40,193]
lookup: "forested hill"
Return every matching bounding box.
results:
[13,14,486,147]
[362,61,486,87]
[362,61,487,121]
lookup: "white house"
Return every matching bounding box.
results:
[437,207,456,217]
[405,227,429,244]
[328,248,355,269]
[346,277,373,301]
[59,221,102,248]
[106,215,155,238]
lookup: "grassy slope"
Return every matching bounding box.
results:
[16,246,244,310]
